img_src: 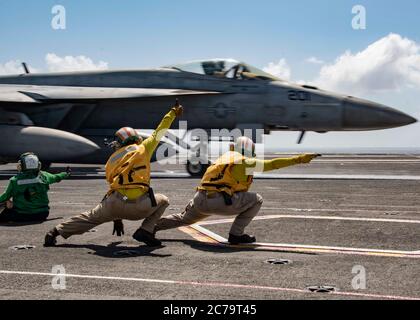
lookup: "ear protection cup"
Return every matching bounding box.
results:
[235,136,256,158]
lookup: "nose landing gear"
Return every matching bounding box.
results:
[186,160,209,177]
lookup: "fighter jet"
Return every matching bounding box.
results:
[0,58,416,175]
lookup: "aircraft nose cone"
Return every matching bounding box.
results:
[343,98,417,130]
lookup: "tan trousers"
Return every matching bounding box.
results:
[56,192,169,239]
[156,191,263,236]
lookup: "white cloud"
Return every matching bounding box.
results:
[305,56,324,65]
[263,59,291,80]
[0,54,109,75]
[0,60,36,75]
[315,33,420,94]
[45,53,109,72]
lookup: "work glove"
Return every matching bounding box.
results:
[113,220,125,237]
[6,200,13,209]
[66,166,72,176]
[171,99,184,117]
[297,153,320,164]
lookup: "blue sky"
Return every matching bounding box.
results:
[0,0,419,149]
[1,0,419,70]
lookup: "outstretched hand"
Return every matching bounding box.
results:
[172,99,183,117]
[299,153,320,164]
[66,166,72,176]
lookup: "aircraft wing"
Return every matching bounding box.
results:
[0,84,224,104]
[0,85,42,103]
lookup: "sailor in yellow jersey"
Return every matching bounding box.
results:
[44,102,183,247]
[156,136,318,244]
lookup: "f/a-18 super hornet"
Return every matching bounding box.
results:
[0,59,416,175]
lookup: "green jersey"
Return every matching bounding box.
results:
[0,171,69,214]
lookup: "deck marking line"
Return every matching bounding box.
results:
[198,214,420,226]
[180,217,420,258]
[0,270,418,300]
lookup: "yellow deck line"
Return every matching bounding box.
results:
[179,223,420,259]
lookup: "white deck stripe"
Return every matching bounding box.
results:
[198,214,420,226]
[262,207,420,214]
[253,173,420,180]
[217,241,420,256]
[191,225,228,242]
[0,270,418,300]
[185,215,420,258]
[189,227,420,258]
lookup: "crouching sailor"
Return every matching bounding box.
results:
[44,102,183,247]
[156,137,318,244]
[0,153,69,223]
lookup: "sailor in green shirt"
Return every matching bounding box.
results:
[0,153,70,223]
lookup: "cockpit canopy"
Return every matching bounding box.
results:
[165,59,279,81]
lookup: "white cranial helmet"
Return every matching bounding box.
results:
[235,136,256,157]
[18,153,41,172]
